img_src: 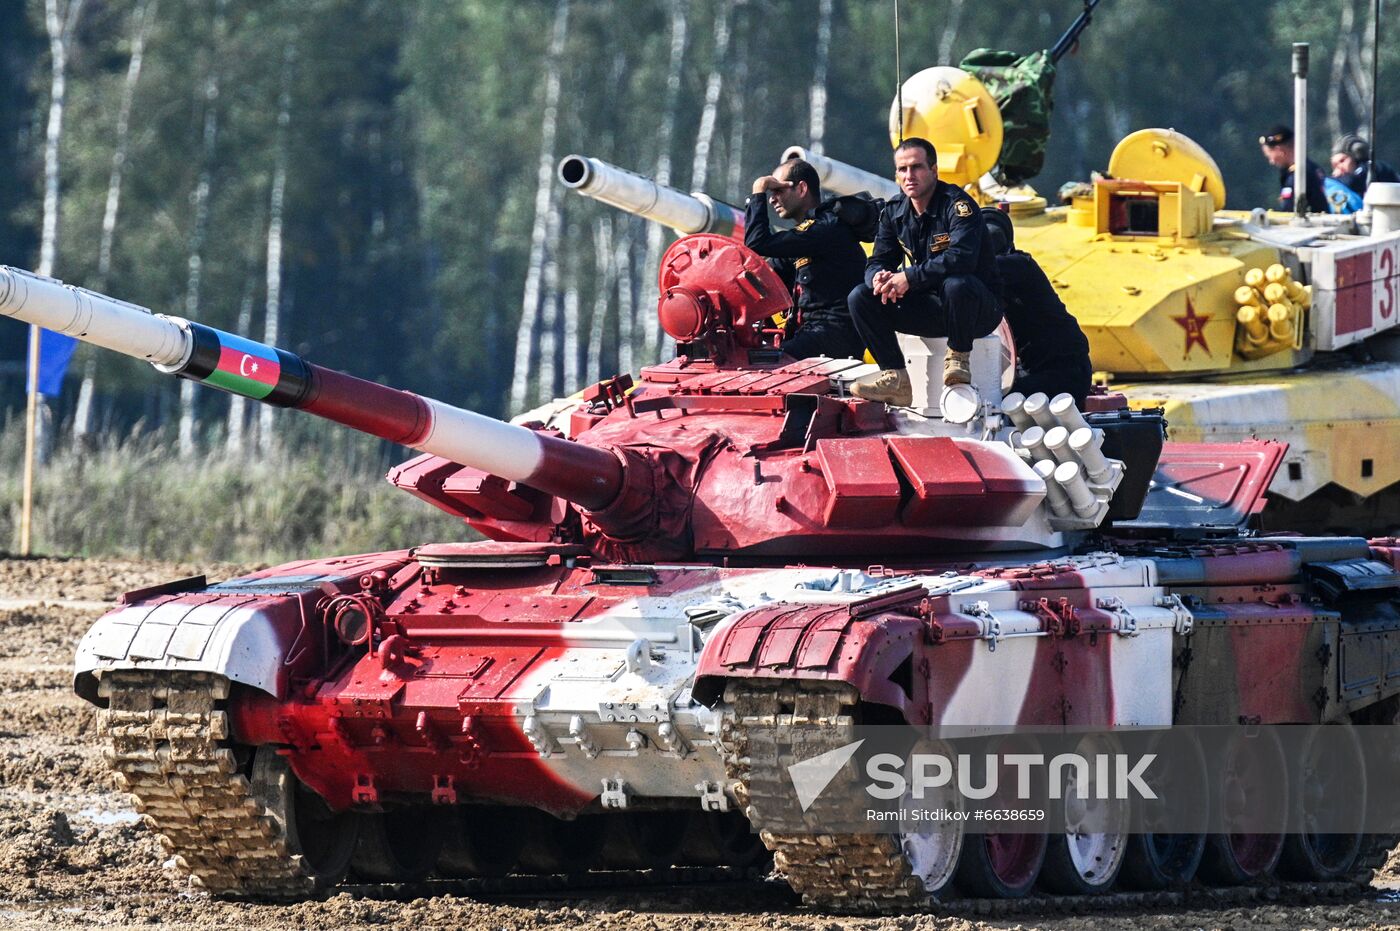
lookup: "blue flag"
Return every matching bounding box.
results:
[27,327,78,397]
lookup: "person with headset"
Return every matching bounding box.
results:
[1331,133,1400,197]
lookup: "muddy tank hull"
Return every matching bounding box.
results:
[81,534,1400,905]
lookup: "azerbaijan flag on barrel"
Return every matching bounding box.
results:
[204,331,280,400]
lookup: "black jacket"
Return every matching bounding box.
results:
[995,250,1090,370]
[743,195,866,330]
[864,183,999,295]
[1279,160,1329,213]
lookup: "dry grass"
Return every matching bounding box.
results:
[0,416,472,562]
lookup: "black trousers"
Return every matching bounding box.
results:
[847,275,1002,370]
[1011,355,1094,409]
[781,319,865,361]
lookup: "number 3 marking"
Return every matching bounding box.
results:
[1381,244,1397,320]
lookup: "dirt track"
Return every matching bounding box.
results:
[2,556,1399,930]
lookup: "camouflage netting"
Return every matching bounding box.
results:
[960,48,1057,186]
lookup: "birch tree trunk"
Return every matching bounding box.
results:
[75,0,157,443]
[1327,0,1357,141]
[36,0,84,280]
[586,216,613,384]
[725,7,751,199]
[935,0,966,65]
[808,0,833,155]
[536,201,563,402]
[29,0,85,472]
[1344,2,1375,120]
[614,228,634,378]
[178,0,226,458]
[509,0,570,414]
[637,0,688,366]
[561,242,580,394]
[690,0,732,195]
[258,41,295,455]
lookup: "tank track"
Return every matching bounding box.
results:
[723,679,1400,914]
[723,680,930,911]
[97,669,315,898]
[94,670,1397,910]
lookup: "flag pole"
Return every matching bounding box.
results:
[20,324,39,556]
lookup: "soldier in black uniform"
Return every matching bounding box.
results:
[846,137,1001,407]
[744,159,866,360]
[1259,125,1327,213]
[981,208,1093,408]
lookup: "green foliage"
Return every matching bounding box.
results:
[0,416,472,562]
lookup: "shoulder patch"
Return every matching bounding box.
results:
[955,201,973,217]
[796,219,815,231]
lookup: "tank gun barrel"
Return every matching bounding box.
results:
[779,147,898,200]
[557,155,744,238]
[0,266,623,510]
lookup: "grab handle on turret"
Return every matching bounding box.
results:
[0,265,625,512]
[557,155,745,238]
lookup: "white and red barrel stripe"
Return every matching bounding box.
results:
[0,265,623,511]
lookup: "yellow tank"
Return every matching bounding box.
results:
[1013,129,1301,378]
[788,97,1400,529]
[1005,128,1400,528]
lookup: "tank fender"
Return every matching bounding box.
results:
[75,598,310,705]
[74,556,413,706]
[692,599,926,719]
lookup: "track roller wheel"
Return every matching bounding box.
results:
[678,810,769,868]
[953,737,1046,898]
[1279,725,1365,880]
[1199,727,1288,885]
[956,832,1047,898]
[1120,729,1207,890]
[515,810,608,874]
[350,805,446,883]
[437,805,524,878]
[249,748,359,892]
[599,811,690,870]
[1041,733,1128,894]
[893,738,963,898]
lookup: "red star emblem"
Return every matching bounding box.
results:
[1172,296,1211,357]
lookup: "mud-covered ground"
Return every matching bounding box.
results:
[1,556,1399,931]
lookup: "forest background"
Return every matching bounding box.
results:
[0,0,1391,560]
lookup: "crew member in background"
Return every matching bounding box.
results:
[1332,133,1400,195]
[745,159,866,361]
[846,137,1001,407]
[981,208,1092,408]
[1259,125,1327,213]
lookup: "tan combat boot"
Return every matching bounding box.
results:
[943,348,972,386]
[851,368,913,407]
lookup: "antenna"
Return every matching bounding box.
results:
[895,0,904,143]
[1369,0,1381,192]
